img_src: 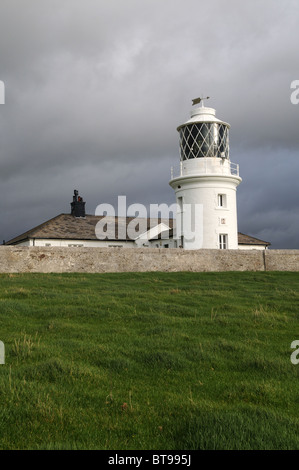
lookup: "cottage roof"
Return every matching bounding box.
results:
[237,232,271,247]
[5,214,174,245]
[5,214,270,247]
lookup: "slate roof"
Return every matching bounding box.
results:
[237,232,271,247]
[5,214,174,245]
[5,214,270,247]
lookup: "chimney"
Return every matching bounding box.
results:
[71,189,86,218]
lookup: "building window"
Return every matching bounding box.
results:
[219,234,228,249]
[218,194,226,208]
[177,196,183,213]
[177,197,184,248]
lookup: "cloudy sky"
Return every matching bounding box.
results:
[0,0,298,248]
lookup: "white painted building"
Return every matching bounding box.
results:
[169,99,242,250]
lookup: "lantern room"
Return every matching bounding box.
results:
[177,105,230,160]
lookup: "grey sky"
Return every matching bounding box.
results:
[0,0,298,248]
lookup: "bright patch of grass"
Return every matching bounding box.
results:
[0,271,298,449]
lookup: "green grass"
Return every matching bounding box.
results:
[0,271,298,450]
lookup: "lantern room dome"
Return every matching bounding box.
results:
[177,106,230,131]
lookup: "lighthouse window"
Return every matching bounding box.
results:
[219,234,228,249]
[218,194,227,207]
[177,196,183,213]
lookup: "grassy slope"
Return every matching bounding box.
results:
[0,271,298,450]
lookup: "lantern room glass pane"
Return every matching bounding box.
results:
[179,123,229,160]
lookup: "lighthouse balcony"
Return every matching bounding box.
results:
[170,158,239,179]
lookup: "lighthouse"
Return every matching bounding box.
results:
[169,98,242,249]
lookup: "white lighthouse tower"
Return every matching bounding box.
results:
[169,98,242,250]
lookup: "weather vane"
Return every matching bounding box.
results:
[192,96,210,106]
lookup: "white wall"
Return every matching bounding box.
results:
[238,245,267,251]
[171,175,240,249]
[25,239,135,248]
[10,235,267,251]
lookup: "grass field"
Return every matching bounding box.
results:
[0,271,298,450]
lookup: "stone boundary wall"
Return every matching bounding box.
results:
[0,246,298,273]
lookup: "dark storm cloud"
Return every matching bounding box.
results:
[0,0,298,247]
